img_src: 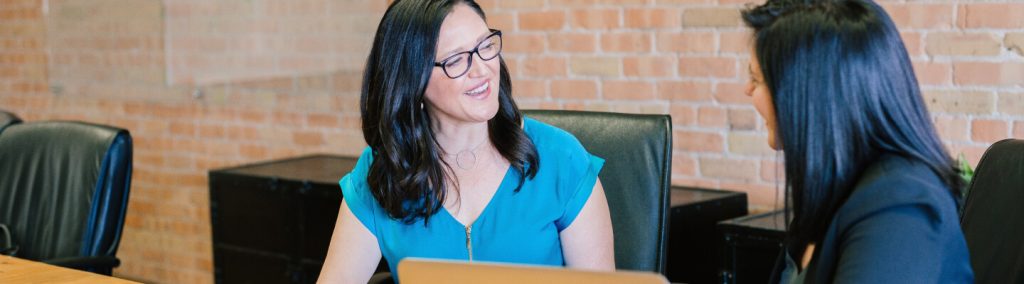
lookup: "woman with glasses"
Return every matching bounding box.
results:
[741,0,973,283]
[318,0,614,282]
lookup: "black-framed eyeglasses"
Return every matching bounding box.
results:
[434,29,503,79]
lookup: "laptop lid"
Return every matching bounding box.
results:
[397,258,669,284]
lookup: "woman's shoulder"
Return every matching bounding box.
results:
[523,117,580,143]
[340,147,374,196]
[522,116,586,156]
[838,154,959,226]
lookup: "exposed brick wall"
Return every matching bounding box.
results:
[481,0,1024,208]
[1,0,1022,283]
[0,0,46,97]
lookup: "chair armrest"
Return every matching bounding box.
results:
[43,255,121,271]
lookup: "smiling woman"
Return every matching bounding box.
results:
[316,1,615,283]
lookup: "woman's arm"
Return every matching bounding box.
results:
[317,200,382,284]
[559,179,616,271]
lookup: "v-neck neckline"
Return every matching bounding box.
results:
[440,164,515,229]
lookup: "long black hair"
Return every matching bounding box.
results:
[742,0,963,258]
[360,0,538,224]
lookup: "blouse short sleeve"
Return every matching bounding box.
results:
[554,151,604,231]
[523,118,605,232]
[339,147,379,235]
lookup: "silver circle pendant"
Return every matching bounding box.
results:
[455,150,477,170]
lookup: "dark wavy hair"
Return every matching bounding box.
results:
[360,0,538,224]
[742,0,963,261]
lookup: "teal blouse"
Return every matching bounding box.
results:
[340,117,605,275]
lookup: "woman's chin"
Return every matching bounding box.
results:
[767,137,780,151]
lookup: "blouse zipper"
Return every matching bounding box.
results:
[465,225,473,262]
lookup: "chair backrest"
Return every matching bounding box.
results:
[961,139,1024,284]
[0,109,21,133]
[0,121,133,264]
[523,109,672,273]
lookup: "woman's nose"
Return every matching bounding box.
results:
[466,55,493,78]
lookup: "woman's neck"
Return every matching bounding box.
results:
[432,119,491,154]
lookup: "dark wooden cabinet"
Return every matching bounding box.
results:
[666,186,748,284]
[209,155,366,284]
[718,210,787,284]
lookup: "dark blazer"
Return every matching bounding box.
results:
[787,154,974,283]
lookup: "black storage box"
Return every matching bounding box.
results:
[209,154,386,283]
[718,210,787,284]
[666,186,748,283]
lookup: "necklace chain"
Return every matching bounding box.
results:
[444,139,489,170]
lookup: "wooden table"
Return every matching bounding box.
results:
[0,256,139,283]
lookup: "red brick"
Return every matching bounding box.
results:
[679,57,736,78]
[601,32,651,53]
[912,61,952,86]
[728,108,758,131]
[954,62,1024,87]
[959,3,1024,29]
[714,82,749,105]
[998,93,1024,116]
[720,31,752,54]
[674,130,724,152]
[551,80,598,100]
[881,3,954,29]
[519,11,566,31]
[670,104,696,127]
[292,131,325,146]
[307,113,340,128]
[521,56,567,77]
[624,8,680,29]
[728,133,774,156]
[682,8,739,28]
[623,56,675,78]
[487,12,515,31]
[922,90,995,115]
[925,32,1001,57]
[761,159,784,183]
[603,81,655,100]
[656,32,715,53]
[933,116,969,142]
[570,9,620,30]
[496,0,545,10]
[659,81,712,102]
[971,119,1008,143]
[1014,121,1024,138]
[504,33,546,54]
[672,153,696,176]
[548,33,597,53]
[697,106,726,128]
[513,79,547,99]
[901,32,923,57]
[699,157,758,181]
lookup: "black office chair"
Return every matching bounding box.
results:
[0,109,21,133]
[0,121,133,275]
[961,139,1024,284]
[524,109,673,273]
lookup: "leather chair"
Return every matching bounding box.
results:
[0,109,21,133]
[524,109,672,273]
[0,121,133,275]
[960,138,1024,284]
